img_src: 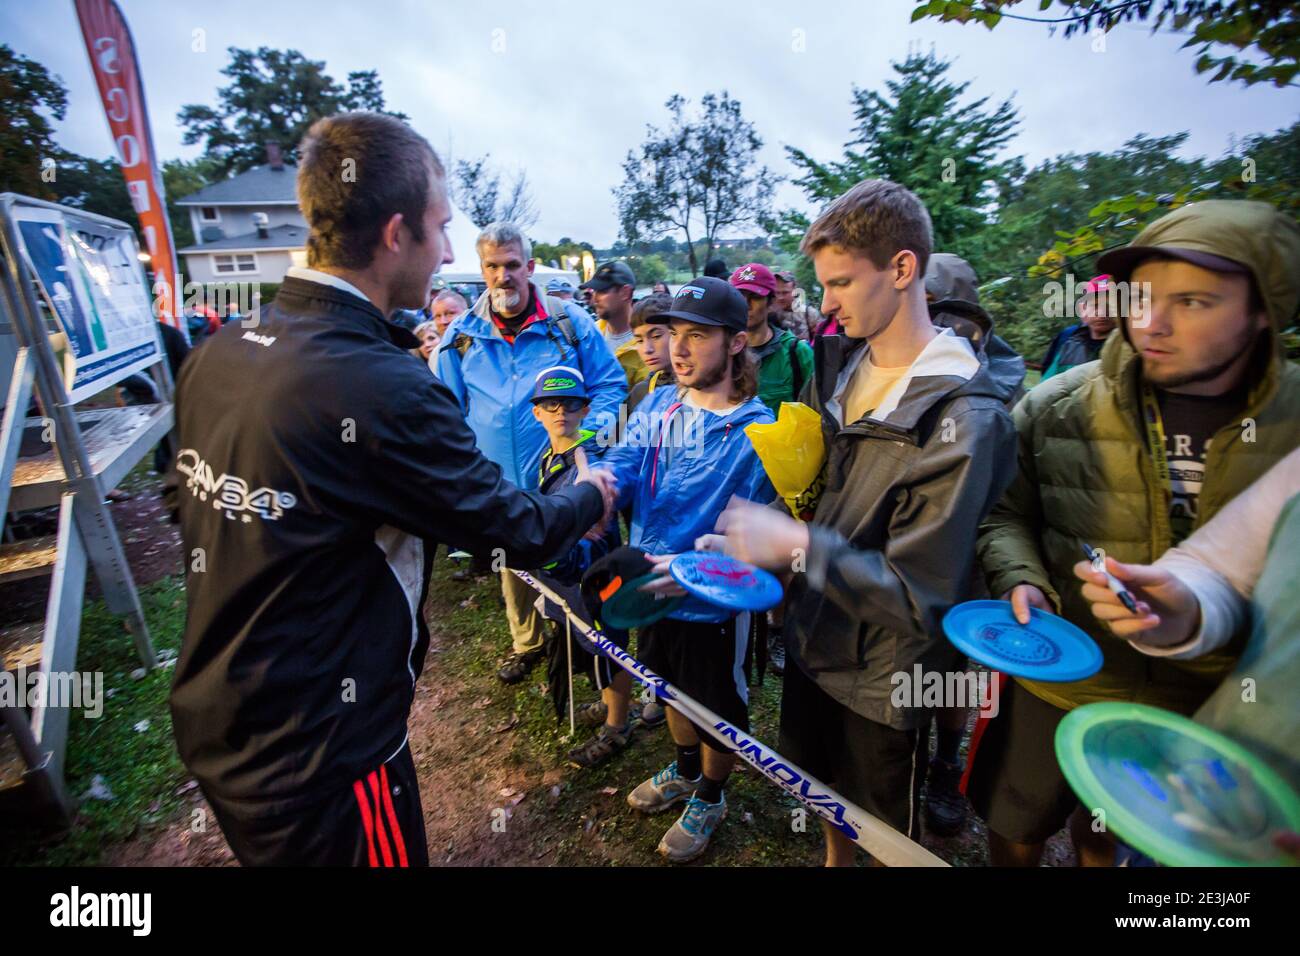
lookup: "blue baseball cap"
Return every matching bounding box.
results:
[531,365,589,404]
[546,278,576,295]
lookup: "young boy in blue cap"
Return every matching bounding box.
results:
[527,366,640,766]
[594,276,778,863]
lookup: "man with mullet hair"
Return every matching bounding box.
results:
[592,276,777,863]
[170,112,615,866]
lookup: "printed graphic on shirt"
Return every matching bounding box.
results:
[176,448,298,523]
[1155,390,1245,544]
[1166,431,1207,538]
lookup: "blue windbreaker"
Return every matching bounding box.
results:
[435,284,627,490]
[596,384,778,622]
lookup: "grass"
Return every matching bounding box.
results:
[7,545,953,868]
[425,559,827,867]
[2,576,189,866]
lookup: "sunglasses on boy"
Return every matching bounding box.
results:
[537,398,588,413]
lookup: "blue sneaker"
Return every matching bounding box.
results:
[627,761,699,814]
[658,792,727,863]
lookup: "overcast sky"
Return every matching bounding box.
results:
[6,0,1298,247]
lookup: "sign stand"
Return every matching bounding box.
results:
[0,194,172,824]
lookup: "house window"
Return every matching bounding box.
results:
[200,206,220,223]
[214,253,258,275]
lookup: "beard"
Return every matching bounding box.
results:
[682,348,730,391]
[490,287,522,314]
[1141,326,1261,391]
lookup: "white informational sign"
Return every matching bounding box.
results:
[9,200,160,403]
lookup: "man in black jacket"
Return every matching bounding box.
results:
[169,112,613,867]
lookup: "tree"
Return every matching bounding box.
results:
[627,253,669,286]
[50,154,221,251]
[616,92,779,275]
[784,50,1021,262]
[976,122,1299,360]
[178,47,406,175]
[533,237,594,269]
[50,156,135,224]
[910,1,1299,87]
[162,157,224,247]
[0,45,69,199]
[450,154,539,230]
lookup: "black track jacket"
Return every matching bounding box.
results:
[169,276,602,807]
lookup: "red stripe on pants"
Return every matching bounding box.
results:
[368,771,395,867]
[352,779,379,867]
[379,763,410,867]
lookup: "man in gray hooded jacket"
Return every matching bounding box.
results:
[714,181,1022,864]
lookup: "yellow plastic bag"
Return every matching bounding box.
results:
[744,402,827,520]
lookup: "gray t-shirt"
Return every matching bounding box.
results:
[604,326,635,353]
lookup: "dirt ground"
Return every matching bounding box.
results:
[10,471,1076,867]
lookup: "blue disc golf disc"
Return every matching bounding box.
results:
[942,599,1103,682]
[668,551,783,613]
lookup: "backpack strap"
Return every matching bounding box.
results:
[553,311,579,349]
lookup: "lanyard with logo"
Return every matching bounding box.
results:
[1139,382,1172,504]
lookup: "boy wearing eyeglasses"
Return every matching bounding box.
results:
[529,366,639,766]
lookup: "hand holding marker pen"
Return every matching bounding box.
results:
[1081,542,1140,614]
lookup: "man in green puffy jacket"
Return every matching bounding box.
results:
[970,199,1300,866]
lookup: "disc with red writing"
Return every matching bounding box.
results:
[668,551,783,613]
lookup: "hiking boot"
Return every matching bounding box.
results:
[575,700,608,728]
[568,724,631,769]
[768,630,786,677]
[627,761,700,814]
[658,792,727,863]
[497,648,544,685]
[923,757,968,837]
[639,698,666,728]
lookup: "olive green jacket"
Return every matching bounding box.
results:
[978,333,1300,713]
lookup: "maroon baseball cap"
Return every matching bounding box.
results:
[729,262,776,297]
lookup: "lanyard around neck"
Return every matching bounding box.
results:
[649,401,685,496]
[1139,381,1171,500]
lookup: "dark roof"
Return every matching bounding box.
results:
[175,164,299,206]
[177,223,306,254]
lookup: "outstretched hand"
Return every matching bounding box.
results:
[714,496,809,571]
[573,447,617,542]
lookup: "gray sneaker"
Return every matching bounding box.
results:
[627,761,699,814]
[639,698,666,728]
[658,792,727,863]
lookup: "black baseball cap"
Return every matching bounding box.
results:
[580,260,636,291]
[649,276,748,332]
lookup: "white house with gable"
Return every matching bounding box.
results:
[174,144,306,285]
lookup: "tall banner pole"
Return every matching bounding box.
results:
[73,0,184,337]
